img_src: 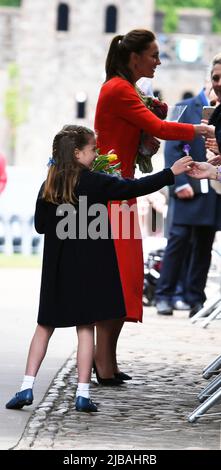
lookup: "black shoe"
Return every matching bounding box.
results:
[114,372,132,381]
[93,362,123,386]
[6,388,33,410]
[156,300,173,316]
[172,300,190,311]
[189,303,204,318]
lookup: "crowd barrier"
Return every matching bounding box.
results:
[0,214,43,255]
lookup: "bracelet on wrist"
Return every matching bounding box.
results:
[216,165,221,182]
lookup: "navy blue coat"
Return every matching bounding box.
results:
[165,93,221,228]
[35,168,174,327]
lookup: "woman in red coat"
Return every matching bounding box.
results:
[94,29,213,383]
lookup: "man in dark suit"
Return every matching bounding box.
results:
[155,88,221,317]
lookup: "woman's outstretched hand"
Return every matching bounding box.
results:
[187,161,217,180]
[194,124,215,138]
[171,156,193,176]
[207,153,221,166]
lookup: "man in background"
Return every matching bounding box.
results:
[155,84,221,317]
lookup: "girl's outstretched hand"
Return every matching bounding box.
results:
[187,161,217,180]
[171,156,193,176]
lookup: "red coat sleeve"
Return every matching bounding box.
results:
[110,80,195,141]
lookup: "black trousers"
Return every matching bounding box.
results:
[155,224,216,306]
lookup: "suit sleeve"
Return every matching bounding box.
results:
[34,184,47,234]
[165,102,202,189]
[79,169,174,202]
[111,81,195,141]
[165,139,189,189]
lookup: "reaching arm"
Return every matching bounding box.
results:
[79,157,192,202]
[112,80,213,141]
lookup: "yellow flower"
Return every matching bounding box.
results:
[92,150,121,175]
[107,154,118,162]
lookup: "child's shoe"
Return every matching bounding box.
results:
[75,396,98,412]
[6,389,33,409]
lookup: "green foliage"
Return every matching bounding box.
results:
[163,8,178,33]
[0,0,21,6]
[212,0,221,32]
[4,64,29,151]
[156,1,221,33]
[156,1,213,7]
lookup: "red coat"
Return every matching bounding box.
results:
[94,77,195,322]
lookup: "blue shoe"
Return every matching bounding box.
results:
[75,396,98,412]
[6,388,33,410]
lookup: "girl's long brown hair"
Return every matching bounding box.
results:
[43,125,94,204]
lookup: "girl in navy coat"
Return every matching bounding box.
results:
[6,125,192,412]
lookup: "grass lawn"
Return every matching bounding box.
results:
[0,254,42,268]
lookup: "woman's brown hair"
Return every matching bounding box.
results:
[105,29,156,84]
[43,125,94,204]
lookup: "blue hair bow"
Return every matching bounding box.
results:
[47,157,56,167]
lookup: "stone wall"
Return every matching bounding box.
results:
[0,6,20,67]
[177,8,213,35]
[14,0,154,167]
[0,0,221,167]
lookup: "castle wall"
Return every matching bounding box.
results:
[0,1,221,168]
[0,6,20,67]
[0,6,20,160]
[15,0,154,167]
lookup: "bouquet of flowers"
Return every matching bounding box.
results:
[136,86,168,173]
[92,151,121,175]
[141,96,168,120]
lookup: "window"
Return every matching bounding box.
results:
[176,38,202,63]
[57,3,69,32]
[105,5,117,33]
[76,92,87,119]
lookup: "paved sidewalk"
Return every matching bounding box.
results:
[14,307,221,450]
[0,268,74,450]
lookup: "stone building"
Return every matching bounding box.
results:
[0,0,221,167]
[0,0,154,166]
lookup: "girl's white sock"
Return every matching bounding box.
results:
[76,383,90,399]
[20,375,35,391]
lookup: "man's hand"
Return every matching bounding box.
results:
[176,185,194,199]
